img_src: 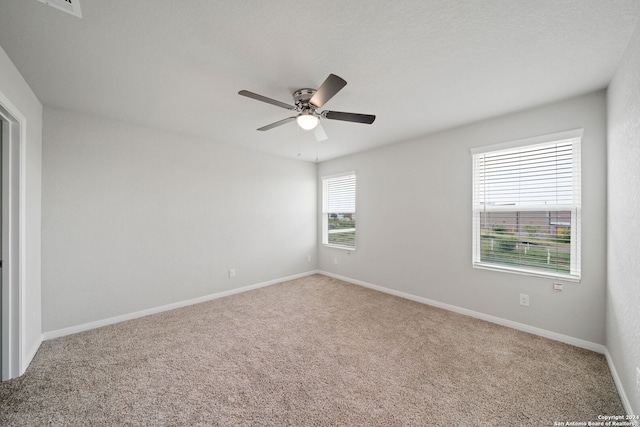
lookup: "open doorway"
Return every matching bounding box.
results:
[0,96,24,381]
[0,119,3,377]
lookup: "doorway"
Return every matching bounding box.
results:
[0,96,24,381]
[0,119,3,376]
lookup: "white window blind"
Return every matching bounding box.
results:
[323,173,356,249]
[472,131,581,280]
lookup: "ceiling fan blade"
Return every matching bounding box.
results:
[257,117,296,131]
[309,74,347,108]
[314,121,328,141]
[323,110,376,124]
[238,90,296,110]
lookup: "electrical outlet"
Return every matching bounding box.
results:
[553,282,563,292]
[333,257,338,265]
[519,293,530,306]
[307,255,311,262]
[229,268,236,278]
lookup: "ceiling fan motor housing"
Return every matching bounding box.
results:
[293,88,316,108]
[293,88,320,120]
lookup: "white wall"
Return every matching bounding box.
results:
[0,45,43,373]
[42,107,317,333]
[319,91,607,346]
[607,22,640,415]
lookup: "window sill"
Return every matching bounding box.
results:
[323,244,356,252]
[473,262,581,283]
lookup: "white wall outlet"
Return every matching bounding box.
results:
[333,257,338,265]
[553,282,563,291]
[519,293,530,306]
[229,268,236,278]
[636,367,640,391]
[307,255,311,262]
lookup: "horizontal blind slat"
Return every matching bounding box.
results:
[326,174,356,212]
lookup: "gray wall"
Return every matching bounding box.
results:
[0,45,43,372]
[42,107,317,332]
[318,91,607,345]
[607,22,640,415]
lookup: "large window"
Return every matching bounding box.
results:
[471,130,582,280]
[322,172,356,250]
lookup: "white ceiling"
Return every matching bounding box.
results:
[0,1,638,162]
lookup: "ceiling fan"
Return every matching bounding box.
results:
[238,74,376,141]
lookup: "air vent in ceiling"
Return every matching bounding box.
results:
[37,0,82,18]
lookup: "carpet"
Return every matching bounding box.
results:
[0,274,625,426]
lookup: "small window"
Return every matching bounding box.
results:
[471,130,582,280]
[322,172,356,250]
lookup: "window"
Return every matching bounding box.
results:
[322,172,356,249]
[471,130,582,280]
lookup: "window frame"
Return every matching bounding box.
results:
[322,171,356,250]
[471,129,582,281]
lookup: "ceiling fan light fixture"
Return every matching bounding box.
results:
[296,113,318,130]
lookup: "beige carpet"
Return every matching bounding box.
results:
[0,274,624,426]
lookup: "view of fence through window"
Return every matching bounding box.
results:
[327,213,356,247]
[479,211,571,274]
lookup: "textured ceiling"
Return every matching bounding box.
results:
[0,1,638,162]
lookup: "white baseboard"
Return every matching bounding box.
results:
[22,335,43,376]
[42,270,320,341]
[319,271,605,354]
[604,350,638,423]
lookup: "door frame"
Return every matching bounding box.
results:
[0,92,26,381]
